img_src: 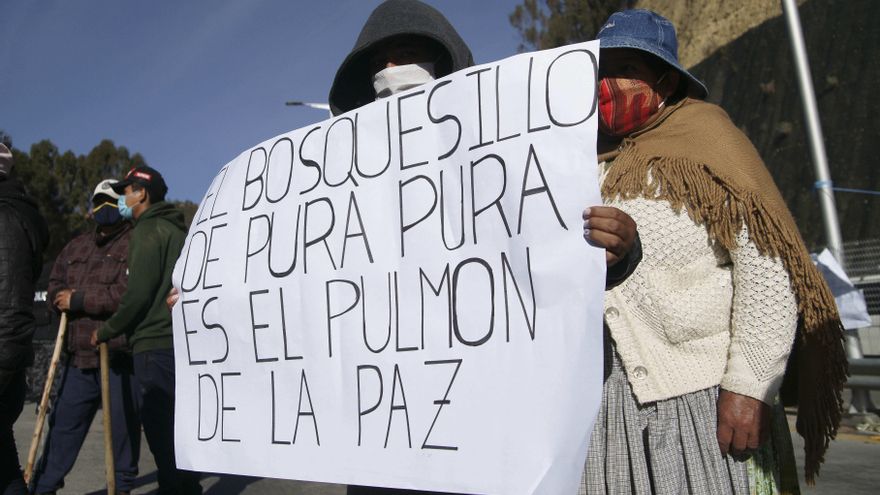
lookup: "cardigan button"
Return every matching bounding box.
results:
[604,307,619,320]
[633,366,648,380]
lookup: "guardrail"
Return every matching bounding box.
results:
[846,358,880,390]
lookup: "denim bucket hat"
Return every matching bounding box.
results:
[597,9,708,99]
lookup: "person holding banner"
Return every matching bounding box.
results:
[326,0,640,288]
[0,143,48,495]
[90,166,202,495]
[31,179,140,495]
[580,9,846,494]
[324,1,641,494]
[160,2,641,492]
[328,5,474,489]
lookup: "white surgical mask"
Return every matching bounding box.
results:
[372,63,435,99]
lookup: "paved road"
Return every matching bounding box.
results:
[13,402,344,494]
[792,429,880,494]
[13,403,879,494]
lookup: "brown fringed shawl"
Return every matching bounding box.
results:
[600,97,846,484]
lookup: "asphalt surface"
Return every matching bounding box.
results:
[12,402,880,494]
[13,401,345,495]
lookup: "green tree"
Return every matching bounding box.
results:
[171,200,199,228]
[0,129,11,148]
[10,138,147,259]
[4,131,201,263]
[509,0,634,51]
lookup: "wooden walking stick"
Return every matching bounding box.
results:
[99,343,116,495]
[24,312,68,483]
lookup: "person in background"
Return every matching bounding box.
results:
[31,179,140,495]
[0,143,48,495]
[580,9,845,494]
[90,166,200,495]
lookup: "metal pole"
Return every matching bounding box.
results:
[781,0,845,265]
[780,0,874,414]
[284,101,331,111]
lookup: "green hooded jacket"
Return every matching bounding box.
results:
[97,201,186,354]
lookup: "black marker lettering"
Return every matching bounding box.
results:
[427,80,462,160]
[517,144,566,233]
[242,147,267,211]
[466,67,494,150]
[249,289,278,363]
[278,287,303,360]
[202,223,228,290]
[198,373,219,441]
[546,49,598,127]
[502,249,537,341]
[270,371,290,445]
[384,364,412,448]
[439,166,465,251]
[341,191,374,268]
[452,258,495,347]
[180,231,207,293]
[355,101,392,178]
[220,372,241,442]
[268,207,303,278]
[244,214,271,284]
[303,197,337,275]
[181,299,207,366]
[323,117,359,188]
[361,274,392,354]
[202,297,229,364]
[357,365,383,446]
[298,126,323,194]
[266,138,295,204]
[325,279,360,358]
[422,359,462,451]
[398,90,429,170]
[419,265,451,349]
[496,64,521,142]
[470,154,512,244]
[398,175,438,258]
[527,57,551,133]
[293,370,319,445]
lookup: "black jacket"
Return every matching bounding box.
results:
[0,177,48,393]
[328,0,474,116]
[605,233,641,290]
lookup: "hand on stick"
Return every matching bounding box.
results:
[54,289,75,312]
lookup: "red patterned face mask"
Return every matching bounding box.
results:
[598,76,665,137]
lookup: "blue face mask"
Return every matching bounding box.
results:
[118,194,134,220]
[93,202,122,226]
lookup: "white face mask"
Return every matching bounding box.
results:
[372,63,435,99]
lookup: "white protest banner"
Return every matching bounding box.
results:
[172,40,605,494]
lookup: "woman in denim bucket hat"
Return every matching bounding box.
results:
[579,9,845,495]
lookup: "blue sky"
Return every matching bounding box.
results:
[1,0,524,202]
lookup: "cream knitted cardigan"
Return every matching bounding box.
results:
[601,165,798,405]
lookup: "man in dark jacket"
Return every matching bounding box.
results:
[91,166,201,495]
[332,2,639,494]
[31,179,140,495]
[0,143,48,495]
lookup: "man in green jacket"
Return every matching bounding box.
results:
[91,166,201,495]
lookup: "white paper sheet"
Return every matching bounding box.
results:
[172,40,606,495]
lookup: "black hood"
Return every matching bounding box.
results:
[328,0,474,116]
